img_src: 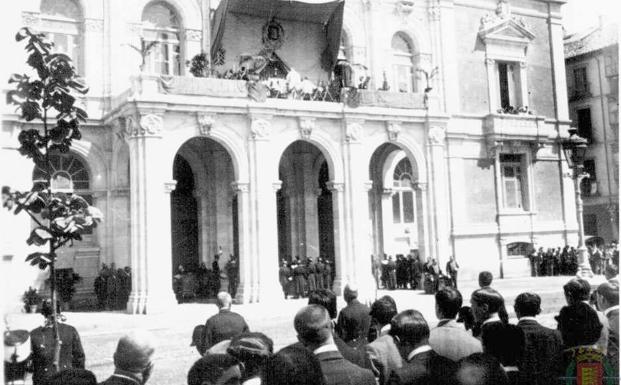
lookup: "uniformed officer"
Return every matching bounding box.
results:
[29,300,85,385]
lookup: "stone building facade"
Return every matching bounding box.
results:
[1,0,578,313]
[564,20,619,244]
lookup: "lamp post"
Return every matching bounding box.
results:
[561,128,593,279]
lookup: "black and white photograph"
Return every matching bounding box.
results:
[1,0,619,384]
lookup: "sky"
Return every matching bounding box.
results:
[561,0,620,35]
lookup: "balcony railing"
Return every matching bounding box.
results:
[124,74,427,110]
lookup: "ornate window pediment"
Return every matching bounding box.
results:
[478,1,535,61]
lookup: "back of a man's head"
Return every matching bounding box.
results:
[113,331,156,374]
[563,278,591,305]
[217,291,233,309]
[597,282,619,308]
[343,284,358,303]
[370,295,398,326]
[478,271,493,288]
[435,287,463,319]
[265,344,326,385]
[471,287,504,315]
[455,353,508,385]
[481,323,524,366]
[514,292,541,318]
[308,289,337,319]
[605,264,619,280]
[187,354,240,385]
[294,305,332,346]
[557,302,602,348]
[389,309,429,347]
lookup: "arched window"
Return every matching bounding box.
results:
[391,33,415,93]
[33,153,90,193]
[392,158,415,224]
[32,153,93,234]
[40,0,83,72]
[142,2,182,75]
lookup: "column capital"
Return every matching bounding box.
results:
[327,181,345,192]
[427,126,446,145]
[231,181,250,193]
[125,113,164,139]
[414,182,428,191]
[164,180,177,194]
[363,180,374,192]
[345,121,364,143]
[485,57,495,66]
[382,188,394,197]
[250,118,272,141]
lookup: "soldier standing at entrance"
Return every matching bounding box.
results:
[225,254,239,297]
[307,258,317,292]
[212,253,221,295]
[279,260,291,299]
[292,257,307,298]
[446,256,460,289]
[316,257,326,290]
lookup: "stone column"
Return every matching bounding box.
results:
[125,113,177,314]
[416,182,431,260]
[248,117,282,303]
[232,182,251,303]
[327,182,347,295]
[194,188,210,264]
[427,126,450,268]
[303,152,320,258]
[381,188,395,256]
[343,122,375,302]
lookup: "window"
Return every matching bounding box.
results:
[497,62,521,109]
[40,0,82,72]
[391,33,415,93]
[573,67,589,95]
[392,158,415,224]
[605,55,618,77]
[500,154,526,210]
[581,159,597,196]
[507,242,533,258]
[142,2,182,76]
[576,108,593,142]
[32,153,93,235]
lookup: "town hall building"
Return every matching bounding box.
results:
[1,0,578,313]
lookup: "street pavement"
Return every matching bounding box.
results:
[4,275,605,385]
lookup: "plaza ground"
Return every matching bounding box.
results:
[5,275,604,385]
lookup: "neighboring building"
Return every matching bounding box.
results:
[564,19,619,244]
[1,0,577,313]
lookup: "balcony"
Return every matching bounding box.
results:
[568,83,592,102]
[483,113,549,159]
[117,73,428,111]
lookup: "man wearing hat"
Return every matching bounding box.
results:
[100,331,156,385]
[29,300,85,385]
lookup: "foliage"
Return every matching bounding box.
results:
[3,27,101,270]
[188,52,210,78]
[22,286,43,306]
[47,270,82,303]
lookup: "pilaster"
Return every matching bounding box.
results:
[327,181,347,295]
[125,113,177,314]
[427,126,450,267]
[231,182,251,304]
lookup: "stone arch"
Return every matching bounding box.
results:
[70,139,108,191]
[131,0,202,30]
[163,124,249,184]
[272,130,345,185]
[384,24,432,57]
[382,150,409,188]
[363,135,427,184]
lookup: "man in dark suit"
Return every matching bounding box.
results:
[514,292,562,385]
[295,305,376,385]
[596,281,619,374]
[292,256,307,298]
[365,296,403,385]
[99,331,155,385]
[387,310,456,385]
[278,259,291,299]
[201,292,249,353]
[30,300,85,385]
[308,289,370,368]
[337,284,371,347]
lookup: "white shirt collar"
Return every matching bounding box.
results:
[313,343,338,355]
[111,374,141,385]
[407,345,432,361]
[482,314,501,325]
[380,324,391,335]
[604,305,620,317]
[518,316,538,322]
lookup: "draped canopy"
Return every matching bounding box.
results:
[211,0,344,72]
